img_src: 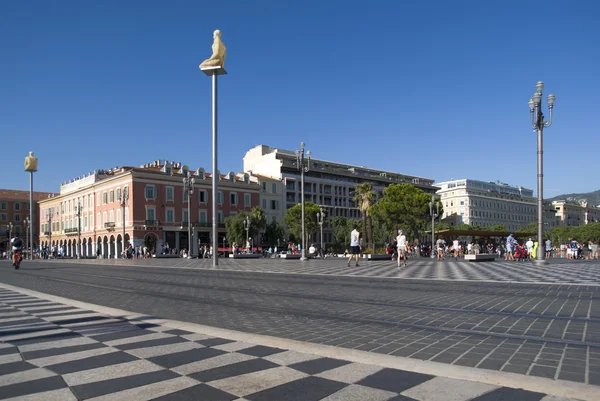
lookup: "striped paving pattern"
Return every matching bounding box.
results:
[0,289,586,400]
[52,257,600,285]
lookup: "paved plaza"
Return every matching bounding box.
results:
[0,258,599,400]
[39,256,600,285]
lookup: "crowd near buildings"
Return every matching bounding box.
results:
[2,144,600,258]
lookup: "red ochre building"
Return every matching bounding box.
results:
[1,189,58,255]
[38,160,260,258]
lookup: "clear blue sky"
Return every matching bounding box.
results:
[2,0,599,197]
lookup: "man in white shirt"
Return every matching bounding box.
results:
[526,238,534,256]
[396,229,407,267]
[347,224,360,267]
[453,239,460,258]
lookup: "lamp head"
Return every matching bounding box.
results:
[546,93,556,108]
[306,150,311,158]
[535,81,544,94]
[300,142,305,150]
[528,98,535,112]
[532,92,541,106]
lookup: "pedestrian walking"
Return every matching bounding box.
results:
[396,229,407,267]
[347,223,360,267]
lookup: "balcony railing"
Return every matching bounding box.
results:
[144,220,160,226]
[193,222,226,229]
[104,222,115,228]
[64,228,78,234]
[43,231,50,236]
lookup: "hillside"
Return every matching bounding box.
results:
[548,189,600,207]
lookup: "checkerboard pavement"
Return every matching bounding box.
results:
[0,288,588,400]
[53,257,600,285]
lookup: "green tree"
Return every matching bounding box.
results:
[330,216,360,251]
[488,224,508,232]
[263,220,285,247]
[283,202,321,247]
[353,183,377,249]
[224,206,266,246]
[517,222,536,233]
[370,183,432,240]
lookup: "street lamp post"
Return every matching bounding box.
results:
[7,222,13,259]
[75,201,81,258]
[183,169,196,259]
[528,81,555,265]
[243,216,250,253]
[295,142,311,261]
[316,207,325,258]
[118,187,129,254]
[429,195,440,258]
[24,217,30,259]
[47,209,54,257]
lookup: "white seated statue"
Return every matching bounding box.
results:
[200,30,226,68]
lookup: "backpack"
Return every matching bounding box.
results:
[13,238,22,248]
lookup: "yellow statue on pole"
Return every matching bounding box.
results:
[200,30,226,68]
[24,152,38,172]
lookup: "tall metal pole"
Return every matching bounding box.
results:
[300,167,306,260]
[536,124,544,262]
[77,201,81,258]
[529,82,555,266]
[430,195,435,259]
[29,172,34,259]
[188,189,192,259]
[212,72,219,266]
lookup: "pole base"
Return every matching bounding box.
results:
[299,257,309,261]
[532,258,549,267]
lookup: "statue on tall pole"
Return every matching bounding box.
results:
[200,30,227,68]
[200,30,227,267]
[24,152,38,260]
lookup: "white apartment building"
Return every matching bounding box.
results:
[239,173,285,224]
[434,179,536,232]
[552,200,600,226]
[244,145,438,244]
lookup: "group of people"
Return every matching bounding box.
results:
[349,225,409,267]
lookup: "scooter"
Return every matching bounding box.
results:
[12,250,22,270]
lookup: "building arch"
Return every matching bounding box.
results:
[144,233,158,256]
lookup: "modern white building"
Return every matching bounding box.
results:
[244,145,438,244]
[434,179,537,232]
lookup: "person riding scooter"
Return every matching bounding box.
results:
[10,233,23,270]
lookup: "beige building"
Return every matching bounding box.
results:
[552,200,600,226]
[243,174,284,224]
[435,179,536,232]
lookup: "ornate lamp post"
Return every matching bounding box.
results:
[118,187,129,253]
[528,81,555,265]
[24,217,30,259]
[7,222,13,259]
[295,142,311,261]
[24,152,38,259]
[46,209,54,257]
[429,195,441,259]
[75,201,82,258]
[243,216,250,252]
[316,207,325,257]
[182,168,196,259]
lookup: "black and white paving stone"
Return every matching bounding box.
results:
[47,257,600,285]
[0,287,588,400]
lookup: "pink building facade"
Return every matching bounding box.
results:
[38,160,260,258]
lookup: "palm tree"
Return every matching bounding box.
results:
[353,182,377,250]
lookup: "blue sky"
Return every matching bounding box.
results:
[2,0,599,197]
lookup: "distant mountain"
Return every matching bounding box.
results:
[548,189,600,207]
